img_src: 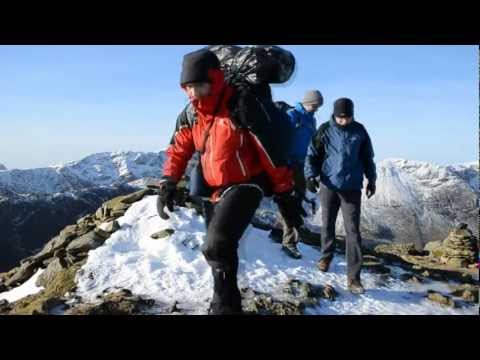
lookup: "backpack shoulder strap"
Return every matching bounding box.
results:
[318,121,330,134]
[310,121,330,164]
[314,121,330,147]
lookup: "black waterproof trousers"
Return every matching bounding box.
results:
[319,183,363,281]
[201,184,263,271]
[200,184,263,313]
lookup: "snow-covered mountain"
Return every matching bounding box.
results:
[314,159,478,249]
[0,151,166,272]
[1,152,477,273]
[0,151,166,196]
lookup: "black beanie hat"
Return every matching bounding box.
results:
[180,49,221,86]
[333,98,354,117]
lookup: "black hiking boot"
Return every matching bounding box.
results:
[282,243,302,259]
[347,278,365,295]
[208,268,242,315]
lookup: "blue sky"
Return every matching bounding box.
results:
[0,45,477,169]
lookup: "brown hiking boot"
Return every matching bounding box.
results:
[317,256,332,272]
[347,279,365,295]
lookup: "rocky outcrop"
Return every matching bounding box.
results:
[0,186,133,272]
[65,289,155,315]
[1,181,477,316]
[449,284,479,304]
[430,223,478,268]
[374,224,478,282]
[242,279,336,315]
[4,264,82,315]
[0,188,156,314]
[426,290,456,308]
[0,151,168,273]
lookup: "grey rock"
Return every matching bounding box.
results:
[120,189,150,205]
[36,258,67,288]
[66,231,105,256]
[4,261,40,288]
[102,220,121,234]
[31,232,75,264]
[450,284,479,303]
[111,209,127,218]
[399,273,424,284]
[427,290,456,308]
[0,299,11,314]
[95,207,104,220]
[94,228,111,240]
[151,229,175,240]
[65,289,155,315]
[241,279,335,315]
[241,288,304,315]
[77,214,94,225]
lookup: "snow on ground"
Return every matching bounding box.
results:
[74,196,478,315]
[0,269,44,303]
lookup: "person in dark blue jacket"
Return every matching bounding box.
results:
[276,90,323,259]
[305,98,376,294]
[287,90,323,169]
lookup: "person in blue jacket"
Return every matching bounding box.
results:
[305,98,376,294]
[277,90,323,259]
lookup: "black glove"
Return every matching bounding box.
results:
[156,177,177,220]
[366,181,376,199]
[306,177,320,193]
[274,191,307,228]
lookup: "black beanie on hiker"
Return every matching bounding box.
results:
[180,49,221,86]
[333,98,354,117]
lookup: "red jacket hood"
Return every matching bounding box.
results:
[183,68,234,115]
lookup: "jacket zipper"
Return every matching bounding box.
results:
[209,118,215,182]
[236,151,247,177]
[236,132,248,177]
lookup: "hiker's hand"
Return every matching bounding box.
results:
[274,191,307,228]
[366,182,376,199]
[306,177,320,193]
[156,177,177,220]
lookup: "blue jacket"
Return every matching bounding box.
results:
[304,116,377,191]
[287,102,317,165]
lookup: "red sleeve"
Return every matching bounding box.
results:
[248,131,294,194]
[163,127,195,182]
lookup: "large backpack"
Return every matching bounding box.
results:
[206,45,296,167]
[187,46,296,198]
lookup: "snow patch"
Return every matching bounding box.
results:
[0,269,45,303]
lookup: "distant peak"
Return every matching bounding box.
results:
[0,163,6,171]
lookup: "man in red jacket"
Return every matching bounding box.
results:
[157,49,304,314]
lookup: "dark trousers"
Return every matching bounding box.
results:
[319,183,363,281]
[280,162,306,246]
[201,185,263,272]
